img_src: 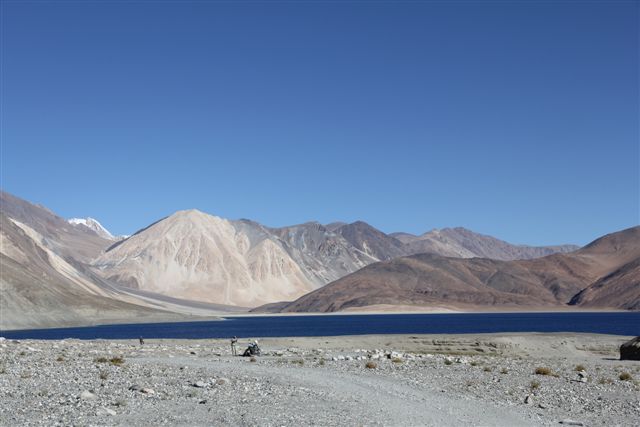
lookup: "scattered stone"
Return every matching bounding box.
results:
[524,395,533,405]
[198,399,207,404]
[620,336,640,361]
[216,378,229,386]
[559,420,584,426]
[96,407,116,416]
[80,390,97,401]
[193,381,206,388]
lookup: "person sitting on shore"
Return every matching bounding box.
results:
[242,340,261,357]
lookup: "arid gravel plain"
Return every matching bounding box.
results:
[0,333,638,426]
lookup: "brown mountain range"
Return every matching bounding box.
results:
[277,226,640,312]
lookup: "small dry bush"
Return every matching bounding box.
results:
[250,357,257,363]
[483,366,492,372]
[56,356,64,362]
[574,364,586,372]
[500,368,508,374]
[392,358,403,364]
[470,361,478,367]
[535,367,553,376]
[94,357,108,363]
[109,357,124,366]
[365,361,377,369]
[99,371,108,380]
[619,372,632,381]
[530,380,540,390]
[318,359,325,366]
[598,377,613,385]
[444,359,453,366]
[292,359,304,366]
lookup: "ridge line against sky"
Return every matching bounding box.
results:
[1,0,638,245]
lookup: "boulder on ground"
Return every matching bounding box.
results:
[620,336,640,361]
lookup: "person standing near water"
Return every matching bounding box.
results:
[139,337,144,345]
[230,336,238,356]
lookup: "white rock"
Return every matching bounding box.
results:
[96,407,116,416]
[80,390,97,401]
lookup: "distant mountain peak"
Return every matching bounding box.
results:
[68,217,115,240]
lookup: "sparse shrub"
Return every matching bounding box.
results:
[20,371,31,379]
[99,371,108,380]
[530,380,540,390]
[365,361,377,369]
[483,366,492,372]
[535,367,552,376]
[292,359,304,366]
[95,357,108,363]
[114,399,127,407]
[109,357,124,366]
[318,359,325,366]
[619,372,632,381]
[470,361,478,367]
[444,359,453,366]
[0,365,6,374]
[19,351,26,356]
[56,356,64,362]
[500,368,508,374]
[392,358,403,364]
[250,357,257,363]
[598,377,613,385]
[575,364,586,372]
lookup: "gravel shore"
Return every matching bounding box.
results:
[0,334,638,426]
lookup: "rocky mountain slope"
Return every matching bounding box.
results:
[391,227,579,260]
[278,227,640,312]
[0,191,111,263]
[0,192,237,330]
[0,213,179,330]
[93,210,318,307]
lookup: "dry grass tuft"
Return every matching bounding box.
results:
[94,357,108,363]
[250,357,257,363]
[109,357,124,366]
[535,367,553,376]
[365,361,377,369]
[530,380,540,390]
[99,371,108,380]
[619,372,632,381]
[574,364,586,372]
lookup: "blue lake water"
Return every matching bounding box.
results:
[1,312,638,340]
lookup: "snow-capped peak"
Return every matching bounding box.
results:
[68,217,115,240]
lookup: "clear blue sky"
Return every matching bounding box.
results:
[1,1,638,245]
